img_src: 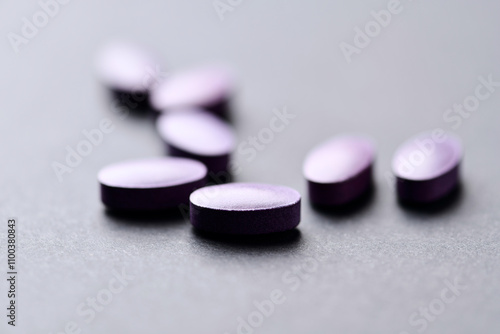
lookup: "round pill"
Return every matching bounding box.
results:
[96,41,161,94]
[190,183,301,235]
[303,135,375,206]
[156,109,235,174]
[392,131,462,203]
[150,65,233,115]
[98,157,207,211]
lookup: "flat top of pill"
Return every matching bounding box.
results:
[98,157,207,189]
[150,66,233,110]
[190,183,301,211]
[156,109,235,156]
[392,132,462,181]
[96,41,159,92]
[303,135,375,184]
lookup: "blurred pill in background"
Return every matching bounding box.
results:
[156,108,235,175]
[392,131,462,203]
[150,65,234,116]
[303,135,375,207]
[96,41,163,110]
[190,183,301,235]
[98,157,206,211]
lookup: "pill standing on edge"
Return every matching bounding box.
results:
[392,131,462,203]
[96,41,161,103]
[190,183,301,235]
[156,109,235,175]
[98,157,207,211]
[150,65,233,115]
[303,135,375,206]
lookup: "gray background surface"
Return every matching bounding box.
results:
[1,1,500,333]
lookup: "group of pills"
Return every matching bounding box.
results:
[96,42,463,235]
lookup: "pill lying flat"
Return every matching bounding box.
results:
[150,65,233,115]
[98,157,206,211]
[156,109,235,174]
[392,131,462,203]
[190,183,301,235]
[96,41,161,94]
[303,135,375,206]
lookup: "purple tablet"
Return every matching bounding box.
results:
[149,65,233,115]
[303,135,375,206]
[98,157,207,211]
[156,109,235,174]
[392,131,462,203]
[96,41,161,94]
[190,183,301,235]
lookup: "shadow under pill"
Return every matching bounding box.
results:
[104,207,187,227]
[397,182,464,216]
[310,185,376,220]
[191,228,302,251]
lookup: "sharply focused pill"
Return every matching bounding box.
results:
[98,157,207,211]
[392,131,462,203]
[96,41,160,94]
[150,65,233,115]
[303,135,375,206]
[190,183,301,235]
[156,109,235,174]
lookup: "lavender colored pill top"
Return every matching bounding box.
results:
[392,132,462,181]
[150,66,233,110]
[156,109,235,156]
[98,157,207,189]
[190,183,300,235]
[190,183,301,211]
[303,135,375,184]
[96,41,160,92]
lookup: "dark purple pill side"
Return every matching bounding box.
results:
[189,183,301,235]
[303,135,375,206]
[156,109,235,174]
[392,131,462,203]
[98,157,207,211]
